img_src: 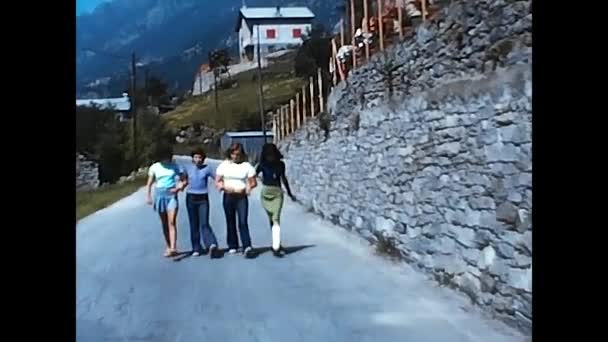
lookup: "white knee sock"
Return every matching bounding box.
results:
[272,224,281,250]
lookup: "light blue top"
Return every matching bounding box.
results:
[183,163,215,194]
[148,162,183,189]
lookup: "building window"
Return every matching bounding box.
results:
[266,29,276,39]
[292,28,302,38]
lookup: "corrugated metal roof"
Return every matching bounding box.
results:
[240,7,315,19]
[225,131,274,138]
[76,96,131,111]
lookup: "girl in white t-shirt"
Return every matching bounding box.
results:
[215,143,257,258]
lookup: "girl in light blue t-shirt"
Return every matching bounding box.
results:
[146,146,186,258]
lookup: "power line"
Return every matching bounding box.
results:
[80,47,139,166]
[81,48,130,61]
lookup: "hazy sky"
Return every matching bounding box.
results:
[76,0,111,16]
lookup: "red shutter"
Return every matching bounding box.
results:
[266,29,276,39]
[293,28,302,38]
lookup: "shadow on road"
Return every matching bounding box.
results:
[246,244,316,259]
[171,245,316,261]
[172,251,198,262]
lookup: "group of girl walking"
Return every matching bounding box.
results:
[145,142,295,259]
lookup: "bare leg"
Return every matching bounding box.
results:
[159,213,171,256]
[167,208,179,254]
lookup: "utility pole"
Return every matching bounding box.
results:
[130,52,137,164]
[199,68,203,95]
[214,70,219,114]
[256,25,267,142]
[209,51,219,116]
[144,68,150,106]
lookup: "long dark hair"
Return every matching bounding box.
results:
[225,142,247,163]
[260,143,283,165]
[156,144,174,163]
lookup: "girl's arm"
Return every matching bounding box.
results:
[208,166,216,182]
[245,163,257,194]
[280,164,296,201]
[246,176,257,194]
[214,163,225,190]
[215,175,225,191]
[181,173,189,189]
[175,173,188,193]
[146,174,155,204]
[178,165,188,191]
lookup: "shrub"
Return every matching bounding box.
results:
[76,105,173,184]
[294,25,331,79]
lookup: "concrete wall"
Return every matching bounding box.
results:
[192,60,268,96]
[277,0,532,334]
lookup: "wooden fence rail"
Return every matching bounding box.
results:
[275,1,434,143]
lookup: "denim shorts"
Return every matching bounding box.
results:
[153,188,178,213]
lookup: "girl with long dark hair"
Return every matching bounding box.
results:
[256,143,296,257]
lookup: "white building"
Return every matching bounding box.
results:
[76,93,131,121]
[235,5,315,63]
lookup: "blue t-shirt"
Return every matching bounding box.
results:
[183,163,215,194]
[148,162,183,189]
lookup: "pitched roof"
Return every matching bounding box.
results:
[240,7,315,19]
[225,131,274,138]
[76,96,131,111]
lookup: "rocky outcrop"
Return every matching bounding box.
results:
[115,167,149,185]
[174,124,223,146]
[76,154,100,191]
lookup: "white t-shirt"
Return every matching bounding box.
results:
[216,160,256,192]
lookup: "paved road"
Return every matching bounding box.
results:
[77,159,526,342]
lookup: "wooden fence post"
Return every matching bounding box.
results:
[277,107,281,140]
[283,105,288,136]
[329,56,336,87]
[333,56,338,85]
[302,85,307,122]
[378,0,384,51]
[286,104,291,134]
[351,0,357,69]
[340,20,345,47]
[309,77,315,118]
[272,113,277,143]
[332,39,345,82]
[290,99,295,134]
[274,110,281,141]
[317,68,324,113]
[398,0,403,39]
[363,0,370,60]
[422,0,427,22]
[281,106,286,139]
[296,92,301,129]
[277,109,282,141]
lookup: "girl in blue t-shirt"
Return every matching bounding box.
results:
[182,148,221,258]
[146,146,186,258]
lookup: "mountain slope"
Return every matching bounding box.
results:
[76,0,340,98]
